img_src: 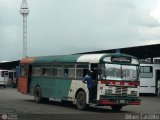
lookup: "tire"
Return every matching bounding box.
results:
[42,97,49,103]
[34,86,43,103]
[61,100,72,104]
[76,91,88,110]
[111,105,123,111]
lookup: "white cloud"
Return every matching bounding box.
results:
[0,0,160,61]
[150,0,160,23]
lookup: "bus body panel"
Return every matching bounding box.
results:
[18,77,28,94]
[140,64,160,94]
[67,79,88,102]
[0,71,8,86]
[0,71,4,85]
[0,70,16,86]
[33,55,82,64]
[0,75,4,85]
[30,77,72,99]
[29,77,89,102]
[77,54,105,63]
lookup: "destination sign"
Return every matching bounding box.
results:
[111,57,131,63]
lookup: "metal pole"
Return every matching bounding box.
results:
[23,14,27,58]
[20,0,29,58]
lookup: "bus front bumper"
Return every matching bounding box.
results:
[98,95,141,106]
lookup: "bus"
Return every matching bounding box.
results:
[18,53,141,111]
[0,69,16,87]
[140,64,160,94]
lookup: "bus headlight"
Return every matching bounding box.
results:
[130,91,138,96]
[105,89,113,94]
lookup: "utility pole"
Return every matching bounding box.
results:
[20,0,29,58]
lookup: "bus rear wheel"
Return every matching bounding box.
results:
[111,105,123,111]
[34,86,42,103]
[76,91,88,110]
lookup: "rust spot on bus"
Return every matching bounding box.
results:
[20,57,35,64]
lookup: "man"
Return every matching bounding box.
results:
[83,70,96,102]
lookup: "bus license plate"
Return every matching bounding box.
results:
[119,100,125,104]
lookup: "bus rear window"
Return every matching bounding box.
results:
[20,66,28,77]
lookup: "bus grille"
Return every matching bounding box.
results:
[115,87,128,95]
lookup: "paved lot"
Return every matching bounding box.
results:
[0,88,160,120]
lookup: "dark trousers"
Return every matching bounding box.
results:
[88,86,97,102]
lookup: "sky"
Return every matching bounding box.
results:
[0,0,160,61]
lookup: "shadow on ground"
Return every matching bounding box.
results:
[24,99,134,114]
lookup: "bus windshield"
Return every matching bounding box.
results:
[100,63,138,81]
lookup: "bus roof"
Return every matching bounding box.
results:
[0,69,15,72]
[20,53,138,64]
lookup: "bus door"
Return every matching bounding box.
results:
[155,70,160,94]
[91,63,98,98]
[19,65,32,94]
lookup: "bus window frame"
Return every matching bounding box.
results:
[76,64,89,79]
[140,66,153,78]
[64,64,76,78]
[1,71,8,77]
[52,64,64,78]
[30,62,89,80]
[32,65,42,77]
[20,65,28,77]
[99,61,140,81]
[41,65,52,77]
[51,63,89,79]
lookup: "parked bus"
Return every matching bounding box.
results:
[140,64,160,94]
[0,69,16,87]
[18,53,141,111]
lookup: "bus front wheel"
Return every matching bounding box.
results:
[34,86,42,103]
[111,105,123,111]
[76,91,88,110]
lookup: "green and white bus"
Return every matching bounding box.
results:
[18,53,141,111]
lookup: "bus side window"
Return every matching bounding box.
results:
[41,65,51,76]
[140,66,153,78]
[76,65,89,79]
[20,66,27,77]
[32,66,41,76]
[64,65,75,78]
[53,65,63,77]
[2,71,8,77]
